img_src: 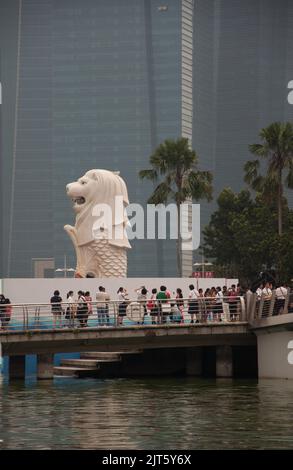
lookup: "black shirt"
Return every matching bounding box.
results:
[50,295,62,312]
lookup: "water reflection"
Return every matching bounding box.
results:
[0,377,293,449]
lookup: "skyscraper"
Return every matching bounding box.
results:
[193,0,293,220]
[0,0,195,278]
[0,0,292,279]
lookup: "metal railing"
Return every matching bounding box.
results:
[0,296,246,333]
[250,288,293,321]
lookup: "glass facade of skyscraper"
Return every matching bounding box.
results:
[0,0,292,278]
[0,0,186,277]
[193,0,293,226]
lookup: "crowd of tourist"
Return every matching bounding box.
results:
[255,281,291,316]
[0,281,292,330]
[46,283,244,327]
[46,282,292,326]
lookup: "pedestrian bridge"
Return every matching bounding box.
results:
[0,321,253,356]
[0,297,255,380]
[1,290,292,380]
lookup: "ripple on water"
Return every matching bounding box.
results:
[1,377,293,449]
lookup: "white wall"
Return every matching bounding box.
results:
[257,331,293,379]
[1,278,238,304]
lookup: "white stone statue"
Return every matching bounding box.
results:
[64,169,131,278]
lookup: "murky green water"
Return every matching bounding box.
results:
[0,377,293,449]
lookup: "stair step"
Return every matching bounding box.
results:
[81,350,141,359]
[54,366,96,376]
[60,358,121,368]
[81,352,122,360]
[60,359,99,368]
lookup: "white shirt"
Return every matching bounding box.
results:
[275,287,287,300]
[256,288,263,299]
[189,289,199,299]
[216,291,223,303]
[118,292,127,302]
[262,287,272,298]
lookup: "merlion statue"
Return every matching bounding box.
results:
[64,169,131,278]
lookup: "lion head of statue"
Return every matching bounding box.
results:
[66,169,131,248]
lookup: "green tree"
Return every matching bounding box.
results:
[139,137,213,276]
[203,188,293,285]
[244,121,293,235]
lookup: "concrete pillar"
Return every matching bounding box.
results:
[0,342,3,379]
[186,347,202,376]
[216,345,233,377]
[9,355,26,380]
[37,353,54,380]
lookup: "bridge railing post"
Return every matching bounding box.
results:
[257,297,264,319]
[114,303,119,327]
[22,306,29,331]
[268,292,276,317]
[283,288,291,315]
[0,341,3,379]
[245,292,256,324]
[239,296,246,321]
[251,294,257,322]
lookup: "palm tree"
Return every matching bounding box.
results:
[139,137,213,276]
[244,122,293,235]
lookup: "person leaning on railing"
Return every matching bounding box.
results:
[0,295,11,330]
[76,291,88,328]
[136,287,148,318]
[156,286,170,324]
[50,290,63,328]
[147,288,158,324]
[84,291,93,324]
[228,285,238,321]
[197,289,206,322]
[117,287,129,326]
[176,288,184,323]
[261,282,273,317]
[65,291,75,327]
[273,284,288,315]
[188,284,200,324]
[215,287,223,322]
[96,286,110,326]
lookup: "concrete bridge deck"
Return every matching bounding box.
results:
[2,292,276,380]
[0,322,254,356]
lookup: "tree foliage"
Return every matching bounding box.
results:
[203,188,293,285]
[139,137,213,275]
[139,138,212,204]
[244,121,293,235]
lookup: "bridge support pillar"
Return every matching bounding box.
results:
[186,347,202,376]
[37,354,54,380]
[9,355,26,380]
[0,342,3,378]
[216,345,233,377]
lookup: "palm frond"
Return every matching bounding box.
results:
[249,143,269,158]
[147,181,173,205]
[138,169,158,181]
[140,137,213,208]
[184,170,213,202]
[244,160,260,186]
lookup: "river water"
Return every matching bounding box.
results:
[0,377,293,449]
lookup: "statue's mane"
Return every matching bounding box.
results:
[75,169,130,248]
